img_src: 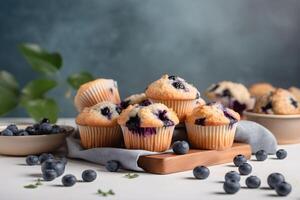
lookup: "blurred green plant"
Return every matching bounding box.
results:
[0,43,94,122]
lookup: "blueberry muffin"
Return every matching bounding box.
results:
[118,103,179,152]
[253,88,300,115]
[205,81,254,115]
[145,75,200,121]
[74,79,121,112]
[120,93,152,109]
[185,103,240,150]
[289,87,300,103]
[76,101,122,149]
[249,83,275,99]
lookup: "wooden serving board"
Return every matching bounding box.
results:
[138,143,251,174]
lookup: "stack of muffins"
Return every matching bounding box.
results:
[74,75,242,152]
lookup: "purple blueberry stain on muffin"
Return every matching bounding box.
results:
[125,115,156,136]
[115,105,122,114]
[221,89,232,98]
[156,110,175,127]
[120,100,130,109]
[290,97,298,108]
[231,100,247,116]
[261,102,272,113]
[196,92,200,99]
[194,118,206,126]
[139,99,152,106]
[172,81,186,90]
[168,75,178,80]
[101,107,112,119]
[109,88,114,94]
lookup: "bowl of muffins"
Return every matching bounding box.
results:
[74,74,242,152]
[244,85,300,144]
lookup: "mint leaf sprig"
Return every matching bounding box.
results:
[124,173,139,179]
[24,178,43,189]
[97,189,115,197]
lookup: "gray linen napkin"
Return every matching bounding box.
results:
[66,120,277,171]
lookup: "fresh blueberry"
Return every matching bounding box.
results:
[62,174,77,187]
[26,155,39,165]
[43,169,57,181]
[246,176,261,188]
[16,130,29,136]
[105,160,120,172]
[39,153,54,164]
[1,129,13,136]
[193,166,210,180]
[238,163,252,175]
[41,159,65,177]
[255,150,268,161]
[172,81,185,90]
[82,169,97,182]
[172,141,189,155]
[40,123,52,134]
[223,179,240,194]
[276,149,287,160]
[40,118,50,124]
[275,182,292,196]
[225,171,241,182]
[233,154,247,167]
[267,173,285,189]
[51,125,61,134]
[7,124,18,135]
[25,126,36,135]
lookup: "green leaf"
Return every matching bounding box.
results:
[124,173,139,179]
[0,86,18,116]
[24,184,38,189]
[67,71,94,90]
[22,98,58,123]
[22,79,57,99]
[0,70,19,94]
[97,189,115,196]
[18,43,62,75]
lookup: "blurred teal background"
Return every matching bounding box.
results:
[0,0,300,117]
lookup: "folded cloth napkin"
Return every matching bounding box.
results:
[66,120,277,171]
[235,120,277,154]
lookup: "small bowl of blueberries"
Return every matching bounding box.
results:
[0,118,74,156]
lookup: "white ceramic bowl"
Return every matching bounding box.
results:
[244,111,300,144]
[0,125,74,156]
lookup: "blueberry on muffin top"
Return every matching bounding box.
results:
[205,81,254,115]
[120,93,152,109]
[118,103,179,135]
[253,88,300,115]
[186,102,240,126]
[145,74,200,100]
[76,101,121,127]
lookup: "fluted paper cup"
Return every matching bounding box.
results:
[121,126,174,152]
[74,81,121,112]
[185,123,236,150]
[150,99,196,122]
[78,125,122,149]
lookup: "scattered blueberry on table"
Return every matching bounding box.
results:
[233,154,247,167]
[255,150,268,161]
[238,163,252,175]
[82,169,97,182]
[43,169,57,181]
[225,171,240,182]
[245,176,261,188]
[276,149,287,160]
[26,155,39,166]
[267,173,285,189]
[223,179,240,194]
[39,153,55,164]
[275,181,292,196]
[172,141,189,155]
[62,174,77,187]
[106,160,121,172]
[193,166,210,180]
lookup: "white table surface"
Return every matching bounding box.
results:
[0,118,299,200]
